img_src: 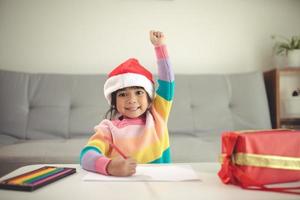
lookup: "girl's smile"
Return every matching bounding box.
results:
[125,106,140,111]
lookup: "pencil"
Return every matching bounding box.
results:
[103,136,128,159]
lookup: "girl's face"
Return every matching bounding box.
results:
[116,87,149,119]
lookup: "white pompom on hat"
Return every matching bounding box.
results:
[104,58,155,105]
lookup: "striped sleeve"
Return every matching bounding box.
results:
[153,45,175,121]
[80,129,112,175]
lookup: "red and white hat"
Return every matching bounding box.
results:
[104,58,155,105]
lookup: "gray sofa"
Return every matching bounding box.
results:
[0,69,271,177]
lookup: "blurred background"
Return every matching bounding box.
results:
[0,0,300,74]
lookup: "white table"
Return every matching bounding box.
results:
[0,163,299,200]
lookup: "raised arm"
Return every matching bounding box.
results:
[150,31,175,121]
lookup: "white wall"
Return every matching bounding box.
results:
[0,0,300,74]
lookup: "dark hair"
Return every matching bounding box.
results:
[104,86,152,120]
[104,91,118,120]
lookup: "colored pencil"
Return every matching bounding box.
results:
[24,168,64,184]
[31,168,73,186]
[8,167,56,184]
[103,136,128,159]
[0,166,76,191]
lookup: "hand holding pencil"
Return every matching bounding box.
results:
[107,156,137,177]
[103,136,137,177]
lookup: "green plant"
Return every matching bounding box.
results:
[271,35,300,56]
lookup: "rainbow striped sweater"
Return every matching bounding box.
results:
[80,45,174,175]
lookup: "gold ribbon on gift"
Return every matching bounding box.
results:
[220,153,300,170]
[234,129,292,134]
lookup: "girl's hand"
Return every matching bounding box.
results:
[107,156,137,176]
[150,30,165,46]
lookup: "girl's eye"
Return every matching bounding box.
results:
[118,92,126,97]
[136,90,144,95]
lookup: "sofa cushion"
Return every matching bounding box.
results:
[169,72,271,134]
[0,137,89,177]
[0,70,29,139]
[0,134,19,147]
[170,131,221,162]
[0,70,109,140]
[0,137,88,163]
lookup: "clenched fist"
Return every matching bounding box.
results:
[150,30,165,46]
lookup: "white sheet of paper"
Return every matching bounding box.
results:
[82,164,200,182]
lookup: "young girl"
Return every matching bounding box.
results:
[80,31,174,176]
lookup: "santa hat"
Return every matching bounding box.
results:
[104,58,155,105]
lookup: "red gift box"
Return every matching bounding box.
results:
[218,129,300,194]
